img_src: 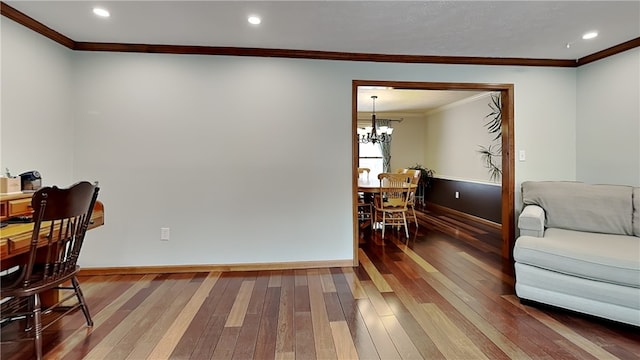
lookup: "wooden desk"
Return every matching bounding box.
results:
[0,193,104,270]
[0,192,34,222]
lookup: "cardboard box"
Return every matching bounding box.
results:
[0,177,21,193]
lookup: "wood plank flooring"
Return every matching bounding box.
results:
[2,207,639,359]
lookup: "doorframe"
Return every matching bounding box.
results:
[352,80,515,264]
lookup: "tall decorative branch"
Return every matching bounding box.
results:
[484,93,502,141]
[477,93,502,182]
[477,144,502,182]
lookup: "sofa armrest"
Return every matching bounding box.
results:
[519,205,545,237]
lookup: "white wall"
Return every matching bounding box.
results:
[388,115,427,171]
[423,93,501,183]
[70,52,355,266]
[3,19,586,268]
[577,48,640,186]
[1,18,75,186]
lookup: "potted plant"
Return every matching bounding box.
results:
[408,164,435,190]
[407,164,434,208]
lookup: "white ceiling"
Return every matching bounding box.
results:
[356,88,485,114]
[6,1,639,60]
[4,1,639,112]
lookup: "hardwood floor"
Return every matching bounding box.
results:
[2,207,639,359]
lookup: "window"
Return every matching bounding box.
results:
[359,142,383,179]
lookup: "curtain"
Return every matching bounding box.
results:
[377,119,391,172]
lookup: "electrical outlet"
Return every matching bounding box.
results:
[160,227,170,241]
[455,191,460,199]
[519,150,526,161]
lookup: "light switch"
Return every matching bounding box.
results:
[160,227,170,241]
[519,150,526,161]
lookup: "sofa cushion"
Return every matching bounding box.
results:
[514,228,640,288]
[634,187,640,237]
[522,181,633,236]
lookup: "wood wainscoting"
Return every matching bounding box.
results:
[424,177,502,224]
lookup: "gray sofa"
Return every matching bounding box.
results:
[514,181,640,326]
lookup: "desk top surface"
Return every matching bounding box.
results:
[0,192,34,201]
[0,200,104,265]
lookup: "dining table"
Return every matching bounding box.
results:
[357,176,417,193]
[357,175,417,213]
[357,175,417,234]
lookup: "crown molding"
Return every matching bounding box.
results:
[71,41,577,67]
[1,1,74,48]
[2,1,638,68]
[576,37,640,66]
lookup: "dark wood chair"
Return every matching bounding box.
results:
[0,181,100,360]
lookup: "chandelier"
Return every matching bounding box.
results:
[357,95,393,144]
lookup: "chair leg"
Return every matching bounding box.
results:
[72,276,94,327]
[381,212,386,238]
[373,207,379,230]
[411,206,418,228]
[402,213,409,238]
[25,296,34,331]
[33,293,43,360]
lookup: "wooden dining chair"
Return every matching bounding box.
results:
[392,169,421,227]
[357,168,372,226]
[374,173,412,239]
[357,167,371,180]
[0,181,100,360]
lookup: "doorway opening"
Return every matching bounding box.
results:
[351,80,515,264]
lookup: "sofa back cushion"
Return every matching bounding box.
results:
[522,181,633,236]
[634,187,640,237]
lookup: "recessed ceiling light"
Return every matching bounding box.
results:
[248,16,261,25]
[582,31,598,40]
[93,7,110,18]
